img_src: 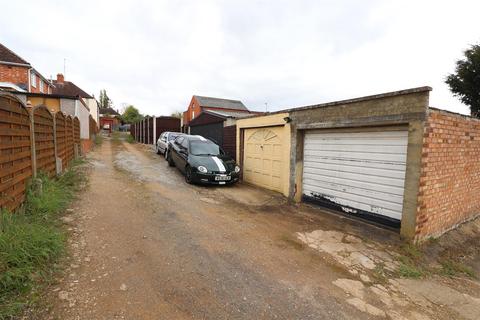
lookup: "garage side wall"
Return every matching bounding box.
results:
[415,109,480,240]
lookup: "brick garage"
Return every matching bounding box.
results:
[415,109,480,240]
[239,87,480,241]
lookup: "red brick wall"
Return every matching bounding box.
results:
[415,109,480,240]
[183,97,202,125]
[29,75,51,94]
[0,64,28,86]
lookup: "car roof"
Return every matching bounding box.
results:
[186,135,211,142]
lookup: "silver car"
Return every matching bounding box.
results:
[156,132,184,159]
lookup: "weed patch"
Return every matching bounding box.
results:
[439,260,475,278]
[126,134,135,143]
[94,134,103,145]
[398,262,425,279]
[0,162,86,319]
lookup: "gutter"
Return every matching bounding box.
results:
[0,60,31,67]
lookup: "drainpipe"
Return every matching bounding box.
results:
[27,68,32,92]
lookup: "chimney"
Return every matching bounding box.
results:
[56,73,64,83]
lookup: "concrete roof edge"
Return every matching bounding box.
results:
[237,86,433,121]
[281,86,432,114]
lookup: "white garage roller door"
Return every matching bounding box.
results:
[302,129,408,225]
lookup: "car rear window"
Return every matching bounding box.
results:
[190,140,221,156]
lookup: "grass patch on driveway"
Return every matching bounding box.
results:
[394,242,476,280]
[0,161,86,319]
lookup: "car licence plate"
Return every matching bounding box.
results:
[215,175,231,181]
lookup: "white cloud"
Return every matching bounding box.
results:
[0,0,478,115]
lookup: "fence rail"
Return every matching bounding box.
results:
[0,93,85,211]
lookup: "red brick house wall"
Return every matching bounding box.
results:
[29,73,51,94]
[182,97,251,126]
[415,109,480,240]
[183,97,202,125]
[0,64,28,85]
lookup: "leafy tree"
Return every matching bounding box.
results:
[171,111,182,118]
[98,89,112,109]
[121,105,144,123]
[446,44,480,117]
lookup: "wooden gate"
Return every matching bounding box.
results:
[55,112,67,171]
[65,116,74,165]
[32,105,55,177]
[73,117,80,157]
[0,94,33,211]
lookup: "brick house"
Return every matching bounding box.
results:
[99,107,121,132]
[182,95,251,132]
[0,43,53,94]
[52,73,100,126]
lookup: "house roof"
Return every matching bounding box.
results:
[99,107,120,116]
[0,82,27,92]
[203,109,253,119]
[52,80,93,99]
[193,95,248,111]
[0,43,30,66]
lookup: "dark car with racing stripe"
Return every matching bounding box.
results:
[167,135,240,185]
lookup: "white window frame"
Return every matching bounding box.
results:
[31,73,37,88]
[39,80,44,93]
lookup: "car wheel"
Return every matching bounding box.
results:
[156,145,161,155]
[167,153,175,167]
[185,166,193,184]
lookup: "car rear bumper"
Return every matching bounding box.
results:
[191,172,239,185]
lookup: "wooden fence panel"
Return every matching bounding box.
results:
[65,116,74,166]
[73,117,80,157]
[223,125,237,160]
[148,117,154,144]
[0,94,33,211]
[89,115,97,139]
[33,105,55,177]
[55,112,67,171]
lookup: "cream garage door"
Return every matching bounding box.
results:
[243,127,284,193]
[302,129,408,226]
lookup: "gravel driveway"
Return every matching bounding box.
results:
[37,135,479,320]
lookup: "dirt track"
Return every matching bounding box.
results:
[36,136,480,320]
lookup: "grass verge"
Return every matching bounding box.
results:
[0,160,86,319]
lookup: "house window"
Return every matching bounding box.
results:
[31,72,37,88]
[192,110,195,119]
[39,80,44,93]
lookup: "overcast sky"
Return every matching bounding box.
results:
[1,0,479,115]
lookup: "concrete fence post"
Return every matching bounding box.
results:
[153,116,156,145]
[28,109,37,178]
[52,116,61,175]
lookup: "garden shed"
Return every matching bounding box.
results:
[189,110,250,159]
